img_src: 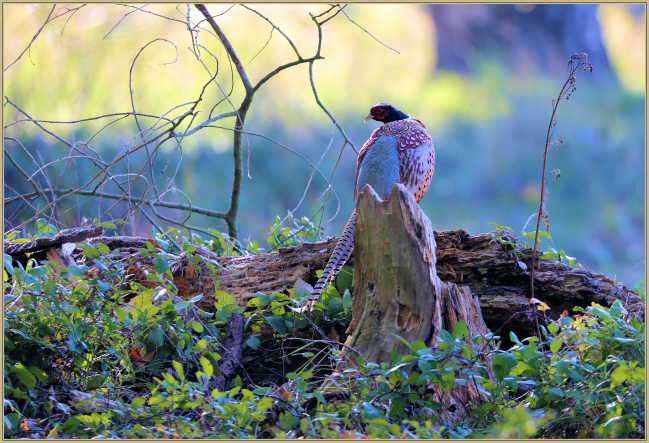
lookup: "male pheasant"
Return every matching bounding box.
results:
[306,103,435,311]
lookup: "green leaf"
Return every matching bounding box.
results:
[201,356,214,378]
[610,365,630,388]
[279,411,298,431]
[548,323,559,334]
[62,417,81,434]
[195,339,208,353]
[565,369,584,382]
[452,320,470,339]
[440,330,455,345]
[418,360,432,373]
[312,392,326,405]
[29,266,48,276]
[245,337,261,350]
[28,366,48,383]
[550,338,562,353]
[393,335,414,351]
[183,243,197,252]
[264,316,287,335]
[146,241,155,252]
[154,257,169,275]
[411,341,428,353]
[82,246,101,259]
[342,289,352,309]
[146,329,164,348]
[10,363,37,390]
[96,243,110,254]
[509,331,523,346]
[214,291,237,310]
[328,297,343,313]
[68,265,83,277]
[192,321,204,333]
[174,301,190,311]
[189,293,204,303]
[131,397,146,410]
[172,360,185,383]
[492,352,517,382]
[335,266,354,293]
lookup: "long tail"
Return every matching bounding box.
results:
[307,210,357,311]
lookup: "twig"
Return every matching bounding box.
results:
[529,53,593,338]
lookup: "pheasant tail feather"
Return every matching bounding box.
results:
[308,211,357,311]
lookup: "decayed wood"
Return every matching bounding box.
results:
[7,220,641,339]
[428,282,497,422]
[213,312,245,392]
[433,229,643,337]
[334,183,496,420]
[339,184,438,367]
[4,226,103,265]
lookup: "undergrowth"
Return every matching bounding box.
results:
[3,219,645,438]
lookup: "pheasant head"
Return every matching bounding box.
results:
[364,103,410,124]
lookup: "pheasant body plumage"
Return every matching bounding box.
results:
[306,103,435,311]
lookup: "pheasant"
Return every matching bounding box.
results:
[305,103,435,311]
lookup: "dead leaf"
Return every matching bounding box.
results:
[45,247,67,272]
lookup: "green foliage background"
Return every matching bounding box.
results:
[3,4,645,286]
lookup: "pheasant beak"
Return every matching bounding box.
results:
[363,113,373,123]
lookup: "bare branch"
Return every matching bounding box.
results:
[5,4,88,72]
[335,4,400,54]
[4,5,56,72]
[104,4,149,39]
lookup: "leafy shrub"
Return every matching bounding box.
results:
[3,220,644,438]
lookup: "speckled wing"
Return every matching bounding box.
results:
[397,121,434,203]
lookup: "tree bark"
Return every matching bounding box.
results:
[339,184,439,367]
[333,183,496,421]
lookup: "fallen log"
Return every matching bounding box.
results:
[5,222,641,341]
[4,226,103,266]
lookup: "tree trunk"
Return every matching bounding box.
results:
[334,183,496,421]
[339,184,439,367]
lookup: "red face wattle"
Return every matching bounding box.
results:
[372,106,386,121]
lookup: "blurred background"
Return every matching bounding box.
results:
[3,4,645,287]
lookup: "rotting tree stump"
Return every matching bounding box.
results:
[334,183,496,420]
[338,184,439,366]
